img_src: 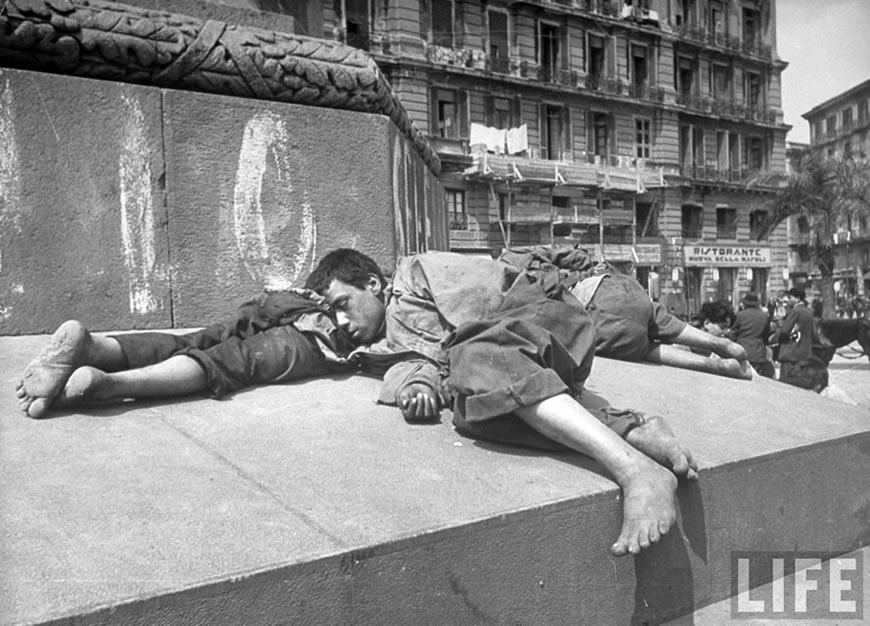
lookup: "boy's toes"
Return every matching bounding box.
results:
[25,397,51,419]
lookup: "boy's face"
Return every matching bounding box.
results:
[322,276,386,345]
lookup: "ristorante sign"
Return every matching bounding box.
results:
[683,245,772,267]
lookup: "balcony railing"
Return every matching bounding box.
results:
[626,83,666,102]
[486,55,512,75]
[536,65,579,87]
[586,74,626,96]
[676,25,772,60]
[449,214,468,230]
[680,165,768,185]
[676,93,777,123]
[581,0,621,18]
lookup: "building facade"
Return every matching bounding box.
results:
[793,80,870,300]
[285,0,793,318]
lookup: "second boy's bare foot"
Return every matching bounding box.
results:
[16,321,88,418]
[626,416,698,480]
[713,339,747,362]
[611,459,679,556]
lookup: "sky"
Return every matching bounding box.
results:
[776,0,870,143]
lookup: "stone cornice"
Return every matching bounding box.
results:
[0,0,439,173]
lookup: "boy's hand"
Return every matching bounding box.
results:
[398,383,441,422]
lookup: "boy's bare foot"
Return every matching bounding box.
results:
[57,366,113,405]
[611,459,679,556]
[626,416,698,480]
[713,338,747,361]
[16,321,89,418]
[714,357,753,380]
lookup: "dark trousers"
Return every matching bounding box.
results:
[779,359,829,392]
[112,292,336,397]
[444,275,643,452]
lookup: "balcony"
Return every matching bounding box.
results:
[537,65,580,88]
[676,25,772,60]
[449,214,469,230]
[425,45,485,69]
[676,94,777,124]
[586,74,626,95]
[680,164,776,187]
[626,83,666,102]
[581,0,620,18]
[485,55,512,75]
[741,38,773,60]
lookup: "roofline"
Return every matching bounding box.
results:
[802,78,870,120]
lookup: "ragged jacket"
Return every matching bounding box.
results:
[375,245,598,405]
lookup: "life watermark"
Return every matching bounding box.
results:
[731,551,864,619]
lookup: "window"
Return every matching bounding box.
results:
[636,201,659,236]
[842,107,853,130]
[552,196,572,226]
[630,44,648,94]
[432,0,455,47]
[486,96,518,130]
[859,99,869,124]
[716,130,728,171]
[589,112,611,161]
[844,141,853,159]
[742,6,758,45]
[678,0,696,26]
[745,72,761,109]
[712,64,730,100]
[538,22,561,81]
[447,190,467,230]
[680,125,692,169]
[682,204,703,239]
[344,0,371,50]
[826,115,836,137]
[635,118,651,159]
[587,34,606,87]
[488,10,509,58]
[716,207,737,239]
[541,104,569,160]
[433,88,466,138]
[692,127,704,167]
[743,136,763,170]
[709,1,725,35]
[676,56,695,103]
[749,210,768,239]
[729,132,740,173]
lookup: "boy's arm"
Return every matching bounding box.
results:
[379,359,447,421]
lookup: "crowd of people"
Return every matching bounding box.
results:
[690,287,832,392]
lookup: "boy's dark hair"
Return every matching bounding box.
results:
[700,300,735,326]
[305,248,386,294]
[788,287,806,301]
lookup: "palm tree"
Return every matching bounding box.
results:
[754,149,870,318]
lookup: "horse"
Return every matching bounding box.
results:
[814,317,870,364]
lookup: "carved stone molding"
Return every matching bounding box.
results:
[0,0,439,172]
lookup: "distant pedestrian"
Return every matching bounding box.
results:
[732,292,774,378]
[776,287,828,392]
